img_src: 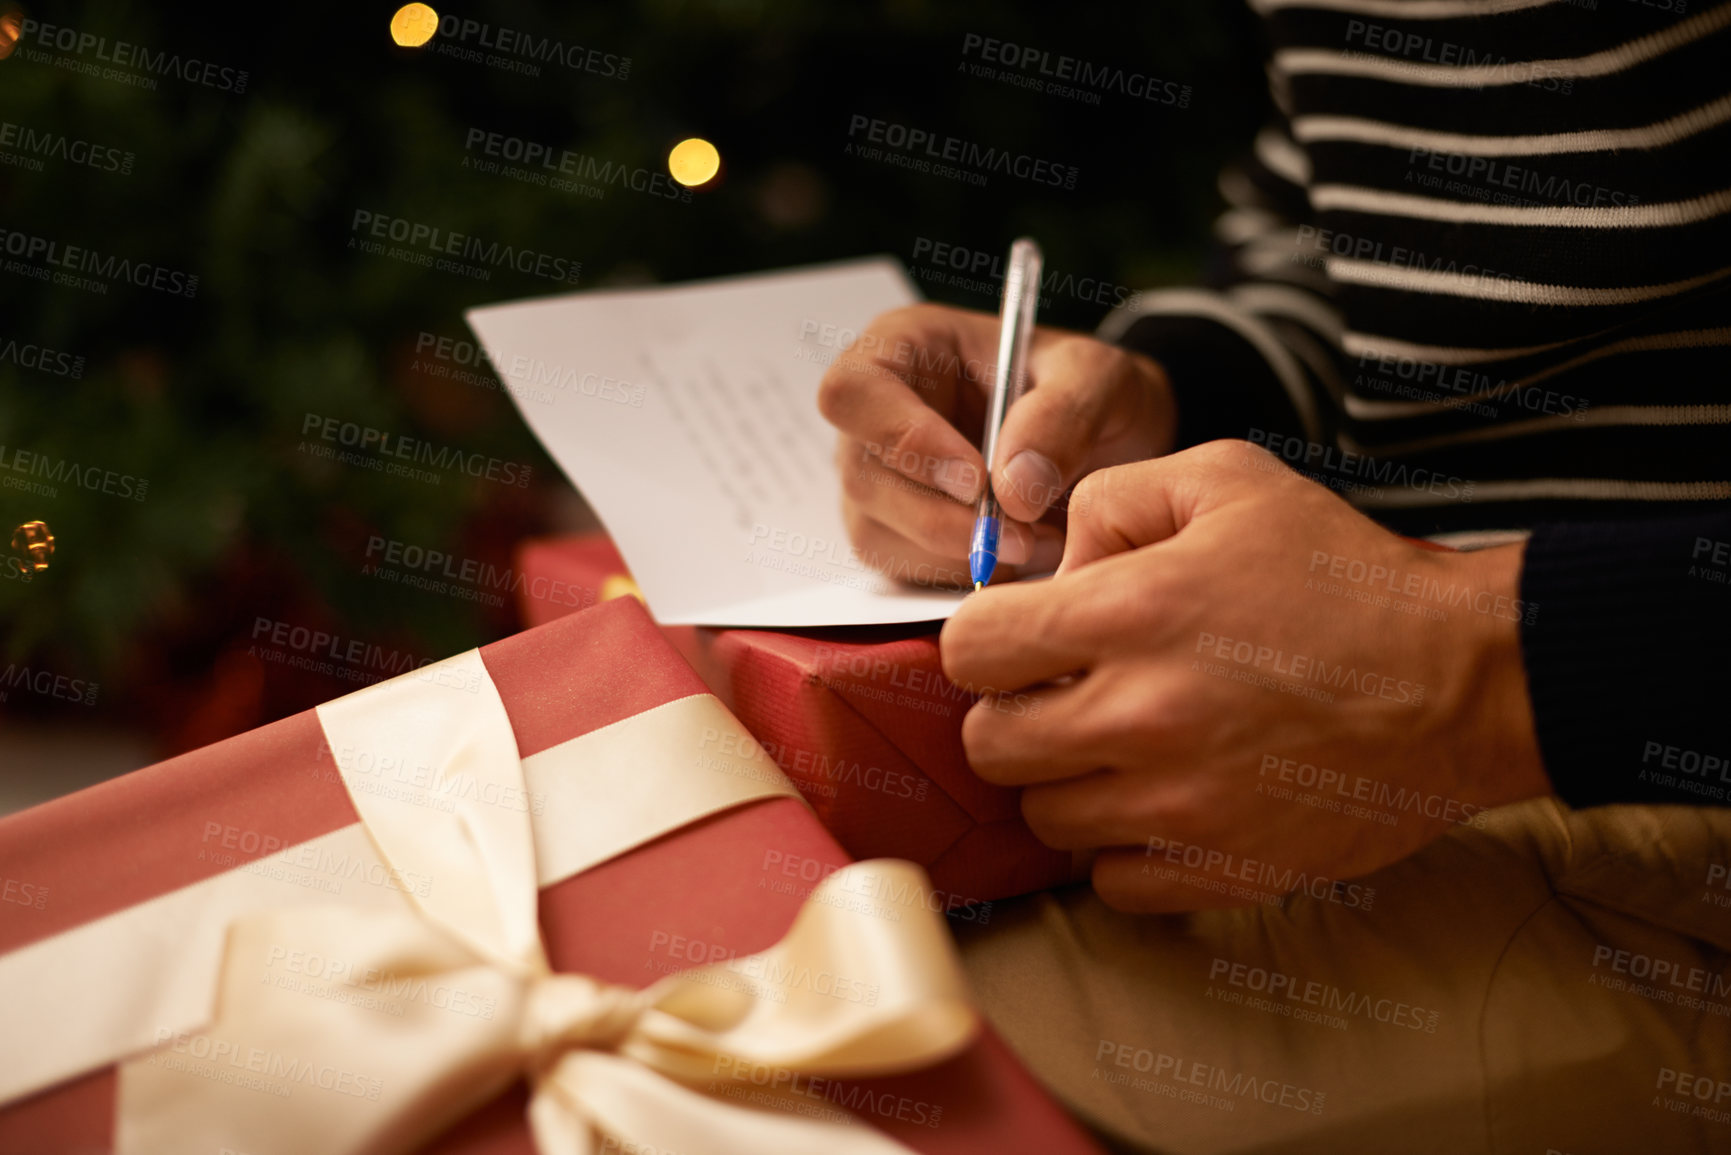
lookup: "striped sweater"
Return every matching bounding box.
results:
[1101,0,1731,808]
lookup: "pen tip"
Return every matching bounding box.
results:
[973,581,983,592]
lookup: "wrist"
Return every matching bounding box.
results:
[1449,542,1552,808]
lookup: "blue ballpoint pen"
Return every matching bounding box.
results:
[969,238,1043,590]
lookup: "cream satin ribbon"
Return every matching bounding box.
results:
[96,649,976,1155]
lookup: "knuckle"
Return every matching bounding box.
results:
[834,436,865,475]
[870,304,937,349]
[1091,859,1150,912]
[900,302,956,326]
[1044,387,1097,444]
[1149,679,1207,742]
[1117,784,1180,845]
[1086,685,1172,755]
[1212,438,1269,466]
[1067,469,1110,523]
[1066,566,1142,637]
[1115,344,1164,386]
[839,455,877,503]
[907,497,960,554]
[1019,787,1069,847]
[878,415,933,470]
[1044,332,1095,365]
[938,606,987,681]
[815,371,855,424]
[839,466,870,503]
[1136,350,1172,397]
[960,708,1015,783]
[1093,336,1129,366]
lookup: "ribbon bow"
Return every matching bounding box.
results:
[114,649,977,1155]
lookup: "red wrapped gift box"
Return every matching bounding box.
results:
[514,534,1077,908]
[0,597,1099,1155]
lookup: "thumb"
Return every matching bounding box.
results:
[1056,441,1266,575]
[990,336,1165,523]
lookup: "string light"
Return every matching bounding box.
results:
[667,138,721,188]
[391,4,439,48]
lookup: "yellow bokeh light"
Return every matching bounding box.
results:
[668,138,721,188]
[390,3,439,48]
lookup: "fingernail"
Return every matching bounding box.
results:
[1001,450,1063,517]
[934,458,980,503]
[999,522,1033,565]
[1029,535,1064,573]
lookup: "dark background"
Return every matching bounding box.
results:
[0,1,1269,759]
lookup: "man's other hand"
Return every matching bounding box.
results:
[941,441,1552,912]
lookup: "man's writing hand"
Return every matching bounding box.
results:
[816,303,1174,587]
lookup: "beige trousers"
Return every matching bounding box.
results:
[953,799,1731,1154]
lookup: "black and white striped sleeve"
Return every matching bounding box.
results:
[1096,0,1731,806]
[1098,122,1338,453]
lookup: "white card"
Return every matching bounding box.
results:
[466,258,970,627]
